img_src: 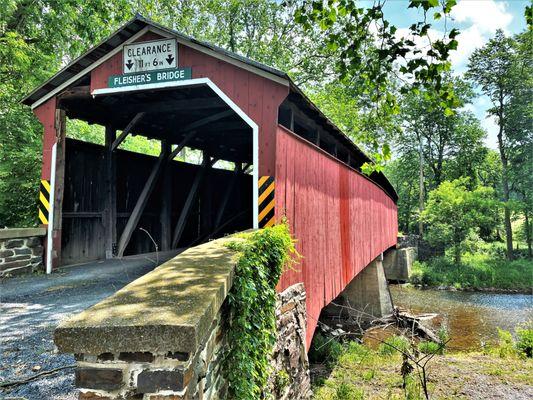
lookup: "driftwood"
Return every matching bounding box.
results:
[371,307,441,344]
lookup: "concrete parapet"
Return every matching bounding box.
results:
[383,247,417,282]
[54,236,310,400]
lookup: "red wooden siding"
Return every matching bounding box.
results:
[90,32,288,175]
[275,125,398,347]
[34,97,57,181]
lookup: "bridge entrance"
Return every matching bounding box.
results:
[56,82,255,265]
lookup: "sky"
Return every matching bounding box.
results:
[375,0,529,149]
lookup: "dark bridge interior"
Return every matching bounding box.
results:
[58,84,253,265]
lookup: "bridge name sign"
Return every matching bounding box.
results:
[123,38,177,73]
[108,68,192,88]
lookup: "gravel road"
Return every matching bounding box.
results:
[0,252,178,400]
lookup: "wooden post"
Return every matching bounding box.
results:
[171,155,216,248]
[214,163,241,231]
[160,141,172,251]
[52,109,66,268]
[116,150,166,257]
[104,126,117,259]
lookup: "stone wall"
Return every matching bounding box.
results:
[54,237,311,400]
[0,228,46,277]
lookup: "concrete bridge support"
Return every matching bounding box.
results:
[321,255,394,326]
[383,247,417,283]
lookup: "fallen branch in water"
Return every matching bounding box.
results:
[0,364,76,388]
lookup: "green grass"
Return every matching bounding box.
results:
[312,335,533,400]
[410,246,532,291]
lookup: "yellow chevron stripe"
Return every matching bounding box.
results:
[40,192,50,211]
[38,209,48,225]
[258,182,275,205]
[258,175,269,189]
[264,215,276,228]
[258,199,275,222]
[41,179,51,194]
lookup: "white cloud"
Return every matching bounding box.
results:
[451,0,513,34]
[450,25,486,72]
[448,1,514,72]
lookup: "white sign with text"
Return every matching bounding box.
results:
[123,38,177,73]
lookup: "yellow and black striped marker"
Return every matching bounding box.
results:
[258,175,275,228]
[39,179,51,225]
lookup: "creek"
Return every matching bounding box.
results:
[390,285,533,351]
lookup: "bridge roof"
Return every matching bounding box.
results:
[22,14,397,202]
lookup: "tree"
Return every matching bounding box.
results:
[466,30,521,260]
[294,0,461,171]
[390,78,487,234]
[421,179,497,264]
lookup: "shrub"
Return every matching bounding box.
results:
[516,325,533,358]
[418,341,443,355]
[334,383,364,400]
[309,332,344,367]
[378,335,410,356]
[495,329,517,358]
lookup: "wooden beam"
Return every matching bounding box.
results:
[52,109,67,268]
[116,150,166,257]
[160,141,172,251]
[104,126,117,259]
[213,163,241,231]
[168,131,197,161]
[179,110,234,134]
[111,112,145,151]
[171,155,217,248]
[120,97,225,115]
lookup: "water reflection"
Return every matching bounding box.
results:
[390,285,533,351]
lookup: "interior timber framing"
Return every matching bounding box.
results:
[58,83,254,265]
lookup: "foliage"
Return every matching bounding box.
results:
[409,251,533,291]
[378,335,410,356]
[515,324,533,358]
[467,28,533,260]
[223,223,296,399]
[309,332,345,367]
[421,179,498,263]
[294,0,461,172]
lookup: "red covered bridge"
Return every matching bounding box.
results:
[23,16,398,345]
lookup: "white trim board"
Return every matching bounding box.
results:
[93,78,260,229]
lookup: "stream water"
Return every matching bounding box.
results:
[389,285,533,351]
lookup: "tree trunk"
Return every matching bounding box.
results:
[418,135,425,237]
[496,94,513,260]
[454,242,461,265]
[525,211,532,259]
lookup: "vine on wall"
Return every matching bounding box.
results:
[224,223,296,399]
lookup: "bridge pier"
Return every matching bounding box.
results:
[321,255,394,327]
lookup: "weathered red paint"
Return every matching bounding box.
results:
[90,32,289,176]
[33,97,57,181]
[275,125,398,347]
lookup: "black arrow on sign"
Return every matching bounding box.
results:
[166,54,175,65]
[125,59,134,70]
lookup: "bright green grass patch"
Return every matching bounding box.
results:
[410,251,532,290]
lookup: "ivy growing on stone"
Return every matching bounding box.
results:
[223,223,296,399]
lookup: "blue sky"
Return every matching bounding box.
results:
[374,0,529,149]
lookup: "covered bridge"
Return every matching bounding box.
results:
[23,15,398,344]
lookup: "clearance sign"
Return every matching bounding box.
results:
[109,38,192,88]
[123,38,177,73]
